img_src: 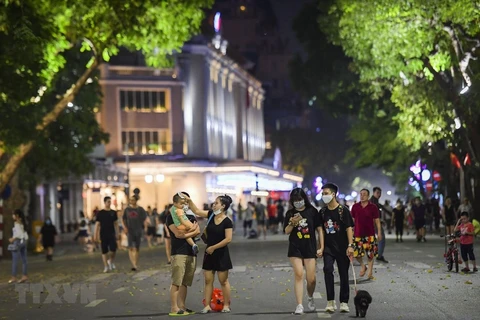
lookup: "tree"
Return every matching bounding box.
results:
[0,0,214,193]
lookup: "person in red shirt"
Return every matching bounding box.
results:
[456,212,477,272]
[267,199,278,234]
[351,189,383,279]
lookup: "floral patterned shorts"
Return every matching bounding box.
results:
[353,235,378,259]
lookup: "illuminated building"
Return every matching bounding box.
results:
[97,16,303,209]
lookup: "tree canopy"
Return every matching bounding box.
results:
[0,0,213,192]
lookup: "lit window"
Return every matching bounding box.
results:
[121,130,170,155]
[119,89,167,113]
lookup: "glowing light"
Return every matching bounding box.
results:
[155,174,165,183]
[214,12,221,33]
[454,117,461,130]
[251,190,269,197]
[421,170,431,182]
[351,191,358,198]
[145,174,153,183]
[240,5,246,11]
[387,191,392,196]
[460,86,469,95]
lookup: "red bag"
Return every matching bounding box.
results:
[202,288,224,312]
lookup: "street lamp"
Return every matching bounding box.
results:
[145,174,164,208]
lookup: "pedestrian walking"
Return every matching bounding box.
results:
[411,197,427,242]
[145,206,157,248]
[255,198,268,240]
[243,202,254,237]
[8,209,29,284]
[383,200,393,234]
[74,211,90,249]
[457,198,473,220]
[391,200,405,242]
[319,183,354,313]
[166,200,201,316]
[443,197,456,235]
[94,196,120,273]
[38,216,58,261]
[277,199,285,233]
[122,195,149,271]
[370,187,388,263]
[284,188,324,315]
[351,189,381,280]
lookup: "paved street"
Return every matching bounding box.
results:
[0,230,478,320]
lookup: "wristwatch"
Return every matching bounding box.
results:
[348,244,355,248]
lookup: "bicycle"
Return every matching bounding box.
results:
[440,230,461,272]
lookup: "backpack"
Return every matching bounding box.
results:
[320,205,345,222]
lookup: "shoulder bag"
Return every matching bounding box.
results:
[200,213,215,244]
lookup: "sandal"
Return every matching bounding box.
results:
[221,307,231,313]
[200,307,212,314]
[359,265,367,277]
[168,310,190,317]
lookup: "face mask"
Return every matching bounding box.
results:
[46,220,51,225]
[322,194,334,204]
[213,208,223,215]
[293,200,305,209]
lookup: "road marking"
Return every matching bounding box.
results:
[313,292,322,299]
[316,312,332,318]
[86,273,114,282]
[44,275,68,283]
[405,262,431,269]
[271,263,291,268]
[414,250,422,253]
[231,265,247,273]
[85,299,106,308]
[427,254,436,258]
[133,270,160,280]
[274,267,293,271]
[113,287,126,293]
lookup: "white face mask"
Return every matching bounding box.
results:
[322,194,334,204]
[213,208,223,215]
[293,200,305,209]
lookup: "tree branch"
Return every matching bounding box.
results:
[0,56,100,192]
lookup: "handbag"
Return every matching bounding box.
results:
[8,239,24,252]
[201,213,215,244]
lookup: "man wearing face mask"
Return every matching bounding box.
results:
[39,217,58,261]
[319,183,355,313]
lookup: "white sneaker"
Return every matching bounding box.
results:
[339,302,350,313]
[108,260,115,270]
[103,266,109,273]
[294,304,304,315]
[325,300,337,313]
[307,296,315,312]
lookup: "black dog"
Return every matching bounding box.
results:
[354,290,372,317]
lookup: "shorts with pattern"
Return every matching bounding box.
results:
[353,235,378,260]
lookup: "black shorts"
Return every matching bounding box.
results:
[257,220,266,226]
[127,233,142,249]
[101,236,117,254]
[415,219,425,230]
[460,244,475,261]
[147,226,156,236]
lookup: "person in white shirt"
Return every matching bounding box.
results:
[9,209,29,283]
[457,198,473,219]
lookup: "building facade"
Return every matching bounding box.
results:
[97,36,302,209]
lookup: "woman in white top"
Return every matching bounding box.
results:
[9,209,29,283]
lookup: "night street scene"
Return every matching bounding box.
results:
[0,0,479,319]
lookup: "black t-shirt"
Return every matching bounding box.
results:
[393,208,405,224]
[206,212,233,247]
[167,214,197,256]
[284,206,321,258]
[277,204,285,218]
[320,205,354,256]
[96,209,118,238]
[412,205,426,221]
[40,224,57,243]
[255,203,266,221]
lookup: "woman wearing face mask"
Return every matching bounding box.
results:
[284,188,324,315]
[8,209,29,283]
[199,195,233,313]
[38,217,58,261]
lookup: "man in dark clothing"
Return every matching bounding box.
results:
[123,195,148,271]
[319,183,355,313]
[411,197,427,242]
[94,196,119,273]
[370,187,388,263]
[255,198,268,240]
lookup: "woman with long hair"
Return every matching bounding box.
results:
[9,209,29,283]
[284,188,324,315]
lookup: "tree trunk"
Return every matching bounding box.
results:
[0,58,99,194]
